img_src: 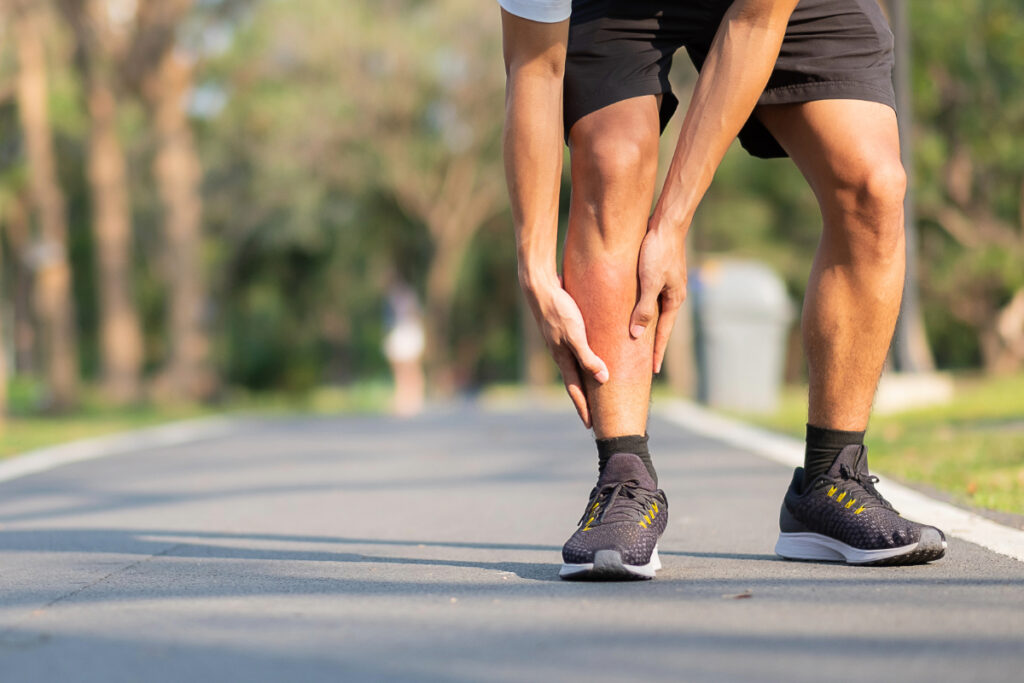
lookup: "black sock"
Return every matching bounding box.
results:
[802,423,865,492]
[596,434,657,485]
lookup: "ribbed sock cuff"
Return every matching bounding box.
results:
[596,434,657,485]
[802,423,865,491]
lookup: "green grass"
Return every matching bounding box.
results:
[0,379,393,461]
[0,404,213,459]
[731,373,1024,516]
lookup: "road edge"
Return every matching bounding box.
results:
[658,399,1024,563]
[0,416,244,485]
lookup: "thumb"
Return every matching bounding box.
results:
[575,344,610,384]
[630,283,660,339]
[566,333,610,384]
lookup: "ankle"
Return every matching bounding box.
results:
[802,423,865,492]
[596,434,657,485]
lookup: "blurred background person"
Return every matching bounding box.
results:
[383,276,426,417]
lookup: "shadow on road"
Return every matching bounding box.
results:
[3,527,1022,606]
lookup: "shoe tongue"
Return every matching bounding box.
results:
[826,444,867,479]
[598,453,655,489]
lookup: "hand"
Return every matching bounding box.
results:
[521,274,609,428]
[629,221,688,374]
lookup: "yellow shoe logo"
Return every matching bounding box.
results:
[827,487,866,514]
[638,504,659,528]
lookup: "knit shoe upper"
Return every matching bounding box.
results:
[561,453,668,567]
[777,445,946,565]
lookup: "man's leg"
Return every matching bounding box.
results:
[557,96,670,580]
[564,96,661,440]
[756,99,905,436]
[761,99,945,565]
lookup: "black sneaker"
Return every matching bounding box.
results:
[560,453,668,580]
[775,444,947,565]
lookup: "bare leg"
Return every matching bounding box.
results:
[756,99,907,431]
[564,96,662,438]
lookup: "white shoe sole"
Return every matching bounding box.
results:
[775,531,947,565]
[559,546,661,580]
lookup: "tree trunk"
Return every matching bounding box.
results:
[423,236,471,396]
[980,289,1024,375]
[146,50,213,400]
[520,291,554,388]
[13,1,79,411]
[663,231,697,397]
[389,153,503,396]
[887,0,936,373]
[4,195,36,375]
[86,77,144,403]
[663,298,696,398]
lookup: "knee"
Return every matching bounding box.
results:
[569,110,658,191]
[830,158,907,258]
[565,100,660,259]
[571,132,656,190]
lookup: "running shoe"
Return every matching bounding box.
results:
[775,444,947,565]
[560,453,668,580]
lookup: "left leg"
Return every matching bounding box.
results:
[760,98,945,565]
[756,98,905,434]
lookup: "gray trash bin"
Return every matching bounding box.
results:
[694,259,794,413]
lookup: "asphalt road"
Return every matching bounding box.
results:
[1,406,1023,682]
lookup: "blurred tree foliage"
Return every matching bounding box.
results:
[200,0,514,393]
[910,0,1024,371]
[0,0,1021,416]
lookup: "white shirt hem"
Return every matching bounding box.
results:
[497,0,571,23]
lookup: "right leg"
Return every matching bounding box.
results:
[557,97,669,581]
[556,0,700,579]
[563,96,661,439]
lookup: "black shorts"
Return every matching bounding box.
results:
[564,0,896,158]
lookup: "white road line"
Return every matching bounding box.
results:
[0,416,242,485]
[658,399,1024,563]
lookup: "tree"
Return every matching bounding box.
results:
[885,0,935,373]
[128,0,213,399]
[346,0,508,392]
[11,0,79,410]
[195,0,394,390]
[192,0,518,392]
[1,192,37,381]
[911,0,1024,371]
[59,0,145,403]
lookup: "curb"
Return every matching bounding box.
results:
[0,416,243,485]
[658,399,1024,564]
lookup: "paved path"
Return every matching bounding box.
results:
[1,406,1023,682]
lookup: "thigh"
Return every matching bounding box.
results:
[754,99,901,202]
[564,0,714,139]
[685,0,897,159]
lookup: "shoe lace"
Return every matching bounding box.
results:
[818,463,895,511]
[578,480,656,525]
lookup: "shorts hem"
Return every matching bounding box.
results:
[758,80,895,110]
[564,77,674,141]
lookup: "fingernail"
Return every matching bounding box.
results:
[630,325,645,338]
[655,363,662,375]
[595,369,609,383]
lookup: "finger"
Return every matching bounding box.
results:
[555,353,591,428]
[652,302,681,374]
[565,334,609,384]
[630,281,661,339]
